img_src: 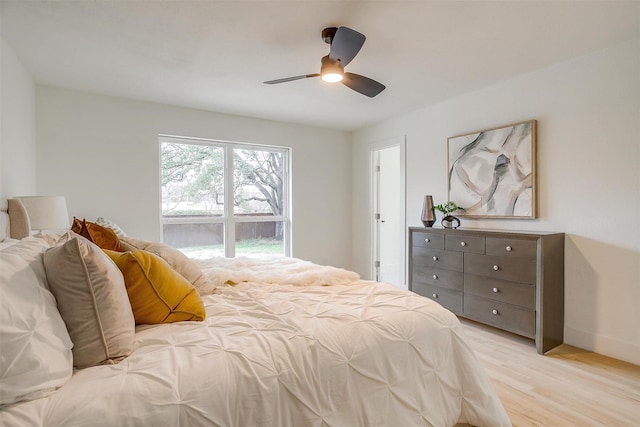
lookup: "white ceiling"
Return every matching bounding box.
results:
[2,1,639,131]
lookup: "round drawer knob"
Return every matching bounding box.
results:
[506,245,512,252]
[432,256,438,261]
[493,265,499,271]
[460,241,467,247]
[492,309,499,315]
[492,287,499,293]
[432,293,438,298]
[433,275,438,280]
[425,238,430,243]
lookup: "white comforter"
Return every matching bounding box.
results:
[1,257,510,427]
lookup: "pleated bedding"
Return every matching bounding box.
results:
[0,257,510,427]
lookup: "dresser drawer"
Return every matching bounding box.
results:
[413,282,463,314]
[412,231,444,249]
[412,247,463,271]
[464,274,535,309]
[463,295,535,338]
[445,234,485,254]
[486,237,537,258]
[464,253,536,284]
[413,265,463,291]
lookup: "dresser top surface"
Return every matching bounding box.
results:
[409,226,564,238]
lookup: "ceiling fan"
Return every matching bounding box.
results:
[264,26,386,98]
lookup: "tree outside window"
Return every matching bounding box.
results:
[160,138,289,258]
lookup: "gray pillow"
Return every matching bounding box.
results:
[44,236,135,368]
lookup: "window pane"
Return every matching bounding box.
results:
[163,223,224,259]
[235,221,284,257]
[233,149,284,216]
[160,137,290,259]
[161,143,224,217]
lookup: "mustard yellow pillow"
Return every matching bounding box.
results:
[119,236,211,294]
[104,249,206,324]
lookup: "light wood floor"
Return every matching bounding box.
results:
[458,319,640,427]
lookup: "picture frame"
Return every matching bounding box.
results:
[447,120,537,219]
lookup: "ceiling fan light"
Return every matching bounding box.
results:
[322,72,343,83]
[320,55,344,83]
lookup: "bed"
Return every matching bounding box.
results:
[0,199,510,426]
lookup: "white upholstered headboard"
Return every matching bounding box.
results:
[0,198,31,240]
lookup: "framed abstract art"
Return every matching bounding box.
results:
[447,120,537,219]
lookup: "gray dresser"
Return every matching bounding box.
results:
[408,227,564,354]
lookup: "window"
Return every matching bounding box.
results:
[160,136,290,258]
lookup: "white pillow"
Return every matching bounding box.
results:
[31,232,65,247]
[0,238,73,407]
[0,238,19,250]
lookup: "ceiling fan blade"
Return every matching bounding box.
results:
[329,27,365,67]
[342,72,385,97]
[264,74,320,84]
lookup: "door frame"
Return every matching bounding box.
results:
[369,135,406,287]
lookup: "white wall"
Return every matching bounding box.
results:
[36,86,352,268]
[352,38,640,365]
[0,38,37,199]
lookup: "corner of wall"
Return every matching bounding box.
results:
[0,37,37,199]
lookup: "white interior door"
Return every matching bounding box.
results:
[372,140,405,289]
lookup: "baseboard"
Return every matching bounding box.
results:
[564,326,640,366]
